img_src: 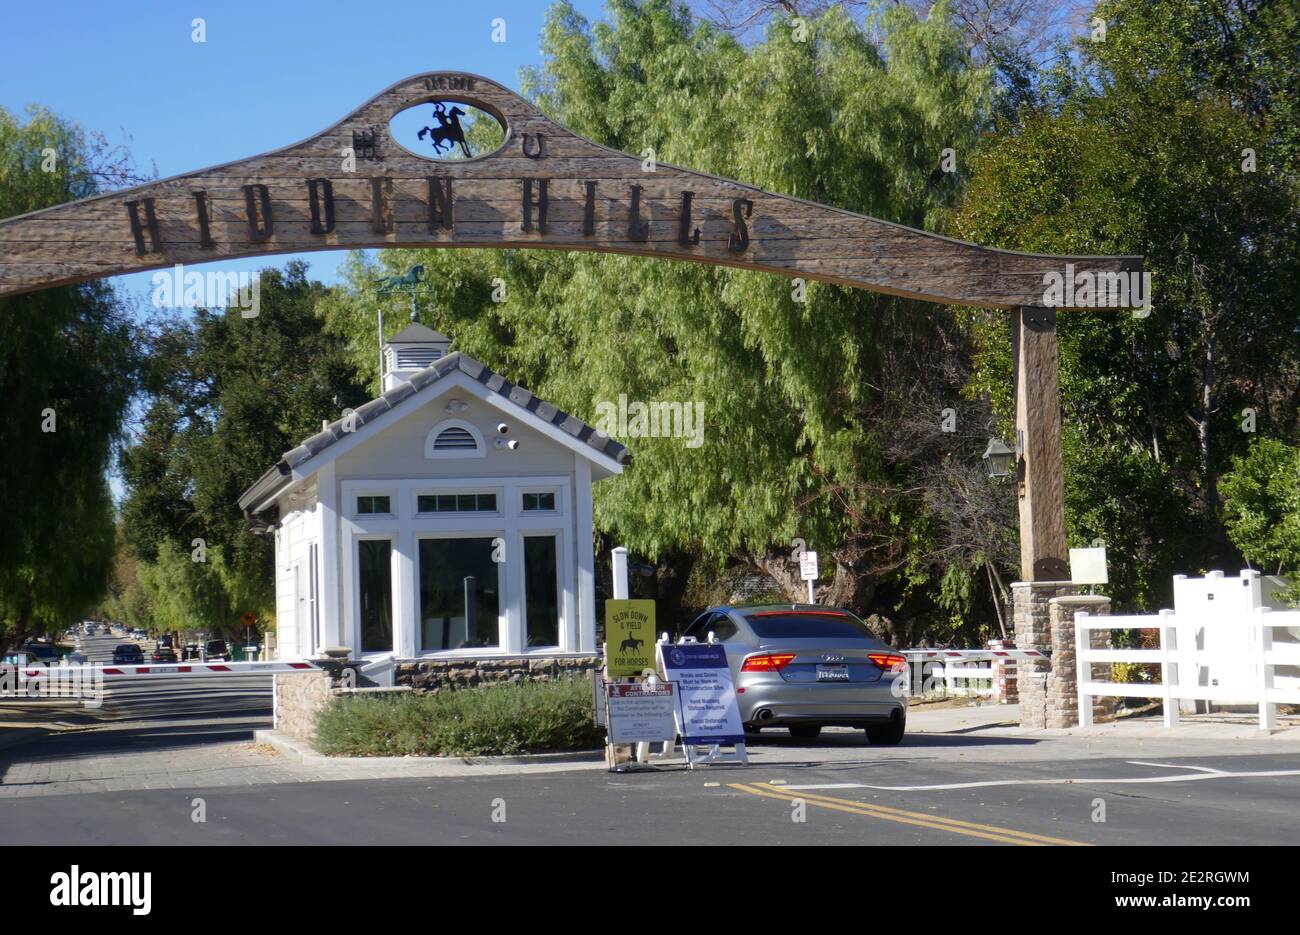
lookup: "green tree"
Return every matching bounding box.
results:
[0,106,140,649]
[954,0,1300,610]
[1221,437,1300,604]
[320,0,999,641]
[119,263,368,634]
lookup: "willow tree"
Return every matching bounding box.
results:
[320,0,994,637]
[0,107,138,649]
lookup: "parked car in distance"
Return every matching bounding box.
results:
[681,604,908,745]
[150,647,178,663]
[22,642,60,665]
[205,640,231,661]
[3,650,37,666]
[112,644,145,665]
[181,643,201,661]
[156,634,174,649]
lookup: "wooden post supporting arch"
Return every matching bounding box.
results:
[0,71,1143,581]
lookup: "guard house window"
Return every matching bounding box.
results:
[358,540,393,653]
[522,491,556,512]
[418,537,501,651]
[356,495,391,515]
[417,493,497,513]
[524,535,560,647]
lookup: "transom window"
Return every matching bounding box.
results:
[417,493,498,513]
[522,491,556,512]
[356,495,391,515]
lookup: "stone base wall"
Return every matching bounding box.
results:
[1047,595,1117,727]
[1012,581,1078,728]
[1011,586,1116,728]
[395,655,604,693]
[273,670,334,743]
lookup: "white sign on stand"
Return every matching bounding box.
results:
[659,641,747,767]
[606,683,677,744]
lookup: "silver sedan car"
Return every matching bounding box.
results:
[681,604,907,743]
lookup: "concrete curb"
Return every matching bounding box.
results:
[253,729,604,768]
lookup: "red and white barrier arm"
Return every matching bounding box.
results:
[901,649,1047,661]
[11,660,322,679]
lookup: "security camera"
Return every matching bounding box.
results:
[494,438,519,450]
[496,422,509,435]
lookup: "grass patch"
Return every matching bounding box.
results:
[314,679,605,757]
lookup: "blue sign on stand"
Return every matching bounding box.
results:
[660,642,746,747]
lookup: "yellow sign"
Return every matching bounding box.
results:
[605,600,656,677]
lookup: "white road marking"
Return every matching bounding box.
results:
[1126,760,1224,773]
[782,767,1300,792]
[782,783,866,790]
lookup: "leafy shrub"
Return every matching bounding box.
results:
[314,678,605,757]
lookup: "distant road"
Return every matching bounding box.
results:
[61,631,272,724]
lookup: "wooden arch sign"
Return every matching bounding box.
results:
[0,72,1145,581]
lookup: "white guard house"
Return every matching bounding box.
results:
[237,322,628,672]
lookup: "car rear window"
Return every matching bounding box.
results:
[115,645,139,653]
[743,611,876,640]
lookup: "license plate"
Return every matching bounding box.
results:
[816,665,849,682]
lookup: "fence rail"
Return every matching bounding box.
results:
[1076,608,1300,729]
[899,649,1034,698]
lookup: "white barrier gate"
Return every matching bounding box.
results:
[902,649,1046,698]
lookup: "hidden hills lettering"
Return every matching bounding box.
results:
[123,179,755,256]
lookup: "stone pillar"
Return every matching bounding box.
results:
[1011,580,1077,727]
[272,669,334,742]
[1046,594,1116,728]
[987,637,1018,704]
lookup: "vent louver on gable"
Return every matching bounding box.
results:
[433,426,478,450]
[396,346,442,370]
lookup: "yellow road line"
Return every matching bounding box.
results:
[788,786,1094,846]
[727,783,1093,847]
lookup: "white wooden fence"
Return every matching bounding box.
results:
[903,650,995,697]
[1075,608,1300,729]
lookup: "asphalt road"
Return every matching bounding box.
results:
[2,633,1297,845]
[3,749,1299,845]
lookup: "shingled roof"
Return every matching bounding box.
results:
[237,352,629,518]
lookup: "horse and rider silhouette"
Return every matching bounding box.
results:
[418,102,471,158]
[619,636,644,655]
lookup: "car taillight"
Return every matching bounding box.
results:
[741,653,796,672]
[868,653,907,674]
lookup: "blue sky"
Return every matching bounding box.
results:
[1,0,608,307]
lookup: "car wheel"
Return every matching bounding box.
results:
[788,724,822,740]
[865,719,905,745]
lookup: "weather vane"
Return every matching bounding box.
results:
[374,263,433,321]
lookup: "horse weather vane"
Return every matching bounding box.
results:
[374,263,433,319]
[417,102,470,158]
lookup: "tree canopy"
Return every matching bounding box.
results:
[0,106,139,649]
